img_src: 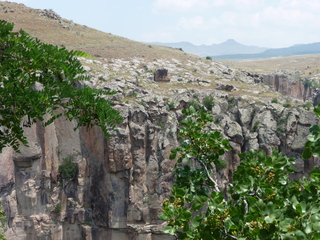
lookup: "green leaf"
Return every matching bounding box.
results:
[192,202,204,211]
[310,124,320,133]
[265,214,276,223]
[300,201,307,214]
[169,152,177,160]
[305,224,312,234]
[173,188,186,198]
[311,214,320,223]
[224,218,236,231]
[158,212,168,221]
[279,218,295,232]
[163,225,176,235]
[307,135,318,142]
[192,215,202,228]
[313,222,320,231]
[180,209,192,221]
[291,195,299,210]
[302,148,312,159]
[313,232,320,240]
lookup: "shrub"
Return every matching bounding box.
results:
[283,102,292,108]
[278,118,287,124]
[251,121,259,132]
[271,98,278,103]
[53,203,62,213]
[303,102,312,111]
[167,101,175,111]
[188,100,200,110]
[58,156,77,180]
[202,96,215,110]
[276,125,285,135]
[228,96,237,109]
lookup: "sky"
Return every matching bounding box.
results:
[3,0,320,48]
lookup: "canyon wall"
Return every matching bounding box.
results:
[0,88,319,239]
[262,73,313,102]
[0,58,319,239]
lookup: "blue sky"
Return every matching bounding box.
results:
[3,0,320,48]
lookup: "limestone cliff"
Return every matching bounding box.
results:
[0,57,319,240]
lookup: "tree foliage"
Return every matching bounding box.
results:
[160,106,320,240]
[0,20,122,152]
[302,104,320,159]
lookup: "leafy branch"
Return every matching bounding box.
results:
[0,20,122,152]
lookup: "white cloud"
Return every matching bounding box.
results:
[220,12,238,26]
[177,16,205,29]
[140,29,175,43]
[153,0,211,12]
[261,5,320,27]
[9,0,30,3]
[234,0,265,9]
[176,16,223,31]
[149,0,320,47]
[280,0,320,11]
[153,0,264,12]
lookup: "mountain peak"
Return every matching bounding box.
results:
[221,39,241,45]
[225,39,237,43]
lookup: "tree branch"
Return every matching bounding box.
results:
[197,158,220,192]
[220,229,238,239]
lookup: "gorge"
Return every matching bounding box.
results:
[1,2,320,239]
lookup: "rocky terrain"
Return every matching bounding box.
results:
[0,55,319,240]
[1,2,320,240]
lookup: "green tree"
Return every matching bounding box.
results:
[0,20,122,152]
[302,104,320,159]
[0,20,122,238]
[160,106,320,239]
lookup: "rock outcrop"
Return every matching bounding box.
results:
[262,73,313,102]
[0,57,319,239]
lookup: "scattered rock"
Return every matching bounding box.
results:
[215,83,237,91]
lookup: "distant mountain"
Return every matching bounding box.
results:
[149,39,269,57]
[211,42,320,60]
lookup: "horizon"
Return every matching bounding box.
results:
[2,0,320,49]
[148,38,294,49]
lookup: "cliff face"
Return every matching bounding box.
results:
[0,103,178,240]
[262,73,313,102]
[0,57,319,240]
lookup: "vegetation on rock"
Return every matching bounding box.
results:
[58,156,77,180]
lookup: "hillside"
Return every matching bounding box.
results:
[0,1,200,62]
